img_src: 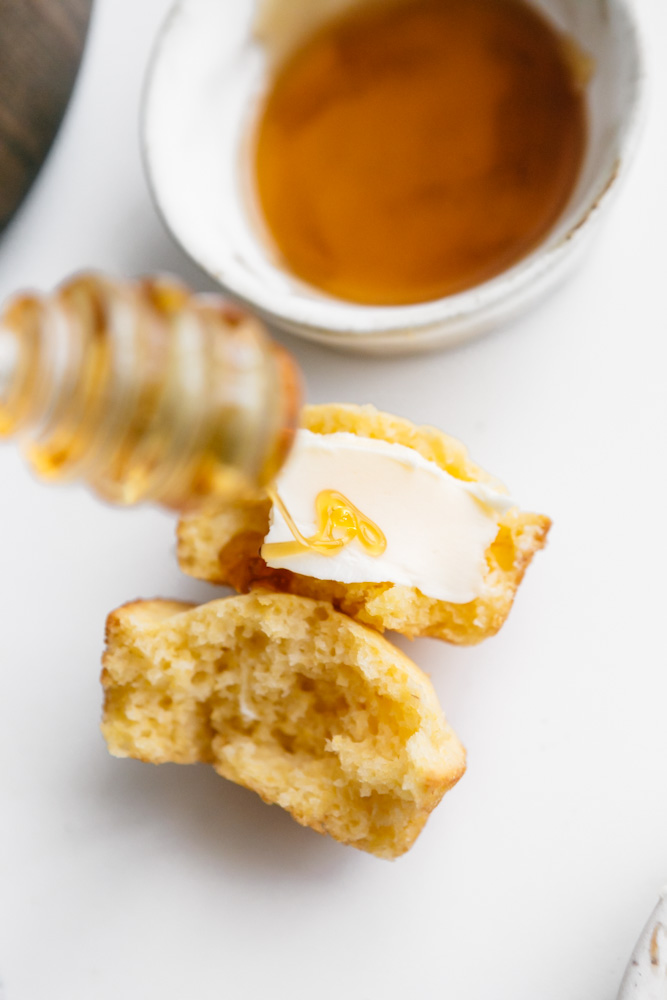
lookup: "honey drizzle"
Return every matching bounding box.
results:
[264,487,387,559]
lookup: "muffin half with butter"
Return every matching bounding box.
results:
[177,405,550,644]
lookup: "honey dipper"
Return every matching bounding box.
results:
[0,272,302,508]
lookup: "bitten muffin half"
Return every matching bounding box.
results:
[101,592,466,859]
[177,404,551,644]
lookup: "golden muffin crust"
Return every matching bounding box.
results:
[101,593,466,859]
[177,404,551,644]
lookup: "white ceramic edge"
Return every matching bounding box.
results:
[617,888,667,999]
[142,0,647,356]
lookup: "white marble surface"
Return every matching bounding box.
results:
[0,2,666,998]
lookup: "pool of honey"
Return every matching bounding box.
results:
[253,0,587,307]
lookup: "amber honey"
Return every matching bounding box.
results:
[264,487,387,559]
[0,275,301,510]
[253,0,587,306]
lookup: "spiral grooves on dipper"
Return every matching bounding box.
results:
[0,273,300,509]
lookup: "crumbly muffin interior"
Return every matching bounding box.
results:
[102,595,465,858]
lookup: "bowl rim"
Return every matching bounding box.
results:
[142,0,647,344]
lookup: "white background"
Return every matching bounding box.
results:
[1,2,666,998]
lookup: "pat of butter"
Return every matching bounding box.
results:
[261,430,515,603]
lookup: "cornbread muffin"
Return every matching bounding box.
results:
[177,404,551,644]
[101,593,466,859]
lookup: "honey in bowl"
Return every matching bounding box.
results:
[252,0,588,307]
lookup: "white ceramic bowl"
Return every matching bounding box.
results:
[143,0,645,356]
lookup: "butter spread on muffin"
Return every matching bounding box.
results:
[177,404,551,644]
[262,429,514,603]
